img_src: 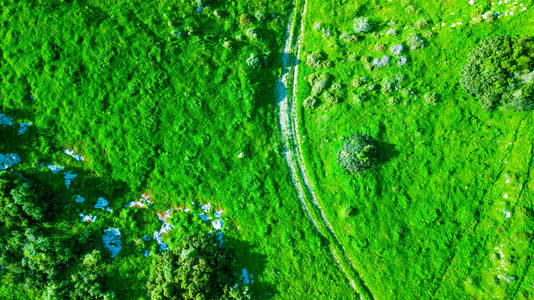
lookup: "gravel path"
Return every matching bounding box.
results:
[275,1,372,299]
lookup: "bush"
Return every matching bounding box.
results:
[351,77,367,88]
[306,51,331,69]
[375,43,386,52]
[406,33,424,51]
[337,134,378,174]
[424,92,439,105]
[147,233,249,300]
[354,17,371,33]
[245,53,261,68]
[311,80,328,96]
[390,44,404,56]
[303,96,319,109]
[414,18,428,30]
[460,36,534,111]
[322,91,339,104]
[307,72,331,87]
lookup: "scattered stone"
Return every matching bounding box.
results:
[18,122,30,135]
[240,268,253,285]
[0,154,21,170]
[47,164,64,174]
[95,197,109,209]
[63,148,85,161]
[79,213,97,222]
[0,114,13,127]
[212,219,223,231]
[64,171,77,189]
[102,228,122,258]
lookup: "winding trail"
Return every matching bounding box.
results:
[275,1,372,299]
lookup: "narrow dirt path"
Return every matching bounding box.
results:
[275,1,372,299]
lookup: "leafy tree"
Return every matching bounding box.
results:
[69,250,116,300]
[147,233,249,300]
[337,134,378,174]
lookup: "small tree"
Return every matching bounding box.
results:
[147,233,249,300]
[354,17,371,33]
[337,134,378,174]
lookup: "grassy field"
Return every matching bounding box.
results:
[0,0,355,298]
[297,0,534,298]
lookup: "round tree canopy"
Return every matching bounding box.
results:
[337,134,378,174]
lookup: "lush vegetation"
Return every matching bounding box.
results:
[297,0,534,298]
[1,0,533,298]
[1,0,353,298]
[337,134,378,174]
[461,35,534,111]
[147,233,248,300]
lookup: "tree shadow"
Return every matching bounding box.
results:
[224,236,275,298]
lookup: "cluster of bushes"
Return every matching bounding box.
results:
[304,72,346,109]
[0,169,115,298]
[147,232,249,300]
[306,51,332,69]
[337,134,379,174]
[460,35,534,111]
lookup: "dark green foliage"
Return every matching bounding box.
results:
[337,134,378,174]
[406,33,424,51]
[0,170,45,228]
[147,233,249,300]
[306,51,331,69]
[303,96,319,109]
[69,250,116,300]
[460,35,534,110]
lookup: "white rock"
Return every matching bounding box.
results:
[0,154,21,170]
[95,197,109,209]
[102,228,122,258]
[214,209,224,218]
[212,219,223,231]
[64,171,77,189]
[197,213,211,222]
[79,213,97,222]
[75,195,85,203]
[47,164,64,174]
[0,114,13,126]
[201,203,211,214]
[63,148,84,161]
[238,152,244,159]
[240,268,253,285]
[18,122,30,135]
[503,194,508,199]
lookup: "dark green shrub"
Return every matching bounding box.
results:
[406,33,424,51]
[424,92,439,105]
[460,36,534,111]
[337,134,378,174]
[306,51,331,69]
[303,96,319,109]
[147,233,249,300]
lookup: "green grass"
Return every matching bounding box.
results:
[298,0,534,298]
[0,0,355,298]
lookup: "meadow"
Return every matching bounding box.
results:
[1,0,354,298]
[297,0,534,298]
